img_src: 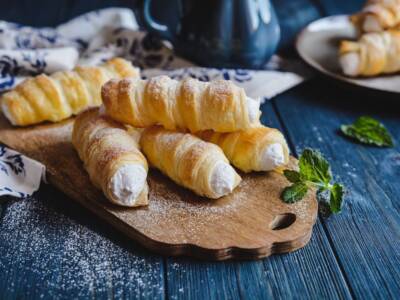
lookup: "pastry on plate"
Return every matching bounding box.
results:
[140,126,241,199]
[102,75,261,133]
[72,108,148,207]
[339,29,400,76]
[351,0,400,32]
[196,126,290,173]
[1,58,139,126]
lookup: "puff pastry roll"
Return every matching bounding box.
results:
[102,75,261,133]
[1,58,139,126]
[339,30,400,76]
[197,126,290,173]
[351,0,400,32]
[140,126,241,199]
[72,108,148,207]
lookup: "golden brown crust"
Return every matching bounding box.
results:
[72,108,148,207]
[339,40,361,54]
[196,126,290,173]
[0,58,139,126]
[351,0,400,32]
[140,126,241,199]
[102,75,261,133]
[339,29,400,76]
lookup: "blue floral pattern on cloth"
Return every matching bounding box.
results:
[0,145,25,176]
[0,145,45,198]
[0,8,308,199]
[0,56,18,89]
[143,68,253,83]
[0,8,308,93]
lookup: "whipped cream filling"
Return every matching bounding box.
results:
[259,143,285,171]
[363,15,382,32]
[108,164,147,206]
[246,96,260,123]
[339,52,360,76]
[209,161,236,198]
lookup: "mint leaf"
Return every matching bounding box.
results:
[280,148,345,217]
[283,170,301,183]
[329,183,344,213]
[341,116,394,147]
[299,148,332,185]
[281,182,308,203]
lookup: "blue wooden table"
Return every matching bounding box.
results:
[1,0,399,299]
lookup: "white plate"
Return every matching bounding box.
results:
[296,15,400,94]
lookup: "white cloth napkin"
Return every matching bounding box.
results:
[0,8,311,199]
[0,145,45,197]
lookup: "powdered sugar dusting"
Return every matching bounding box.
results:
[115,164,315,248]
[0,194,164,298]
[181,77,200,95]
[209,80,234,97]
[114,170,249,246]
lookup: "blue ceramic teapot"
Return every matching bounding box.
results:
[143,0,280,69]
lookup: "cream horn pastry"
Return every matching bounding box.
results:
[339,29,400,76]
[351,0,400,32]
[196,126,290,173]
[140,126,242,199]
[102,75,261,133]
[1,58,139,126]
[72,108,148,207]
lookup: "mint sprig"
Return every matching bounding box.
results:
[341,116,394,147]
[282,182,308,203]
[281,149,344,215]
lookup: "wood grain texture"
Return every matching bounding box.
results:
[1,0,398,298]
[0,187,165,299]
[165,102,353,300]
[274,79,400,299]
[273,0,400,297]
[0,113,318,261]
[284,1,399,297]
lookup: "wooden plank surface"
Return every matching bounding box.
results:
[165,102,352,300]
[1,0,400,299]
[295,2,400,296]
[0,112,319,261]
[273,79,400,298]
[0,185,165,299]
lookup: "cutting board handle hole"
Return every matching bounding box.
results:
[270,213,296,230]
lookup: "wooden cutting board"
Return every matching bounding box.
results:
[0,114,318,260]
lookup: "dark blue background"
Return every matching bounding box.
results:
[1,1,400,299]
[0,0,363,50]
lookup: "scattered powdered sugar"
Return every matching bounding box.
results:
[342,161,358,179]
[120,171,251,245]
[121,168,314,247]
[311,126,323,143]
[180,77,200,95]
[208,80,234,98]
[0,194,164,298]
[149,128,183,150]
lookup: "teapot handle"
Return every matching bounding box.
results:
[143,0,174,41]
